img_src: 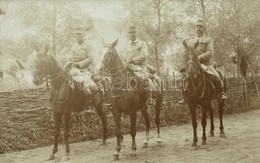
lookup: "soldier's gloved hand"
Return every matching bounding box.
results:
[72,63,80,68]
[128,60,135,64]
[198,55,207,63]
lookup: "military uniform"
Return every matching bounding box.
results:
[67,29,98,96]
[126,38,148,66]
[187,34,222,79]
[126,39,150,75]
[126,25,157,106]
[187,34,213,65]
[179,20,227,104]
[69,41,93,71]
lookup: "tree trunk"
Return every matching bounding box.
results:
[155,0,161,73]
[242,78,249,106]
[52,0,57,56]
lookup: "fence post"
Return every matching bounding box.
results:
[254,76,260,102]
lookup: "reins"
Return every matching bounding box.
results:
[187,61,206,99]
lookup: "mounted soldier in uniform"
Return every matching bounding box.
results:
[179,20,227,104]
[66,27,100,112]
[125,25,158,106]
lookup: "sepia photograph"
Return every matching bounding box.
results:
[0,0,260,162]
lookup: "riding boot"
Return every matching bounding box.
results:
[213,78,228,101]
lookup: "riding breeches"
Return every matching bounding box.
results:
[205,65,224,93]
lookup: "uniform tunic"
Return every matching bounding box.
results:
[126,39,148,65]
[69,41,93,71]
[188,34,220,78]
[188,34,213,65]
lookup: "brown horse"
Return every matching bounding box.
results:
[98,39,163,160]
[182,40,225,148]
[32,47,107,161]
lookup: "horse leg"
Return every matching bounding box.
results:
[62,112,71,161]
[218,100,225,137]
[189,105,198,147]
[130,113,137,158]
[141,108,150,148]
[95,102,107,145]
[201,106,208,145]
[208,103,215,137]
[155,97,163,146]
[47,111,62,160]
[112,110,122,161]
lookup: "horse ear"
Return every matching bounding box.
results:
[182,40,188,49]
[111,38,118,48]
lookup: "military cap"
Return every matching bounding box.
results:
[128,25,137,33]
[196,20,205,27]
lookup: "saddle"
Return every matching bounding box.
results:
[68,68,100,94]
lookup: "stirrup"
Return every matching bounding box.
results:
[218,93,227,101]
[146,98,155,108]
[179,98,186,105]
[84,106,95,114]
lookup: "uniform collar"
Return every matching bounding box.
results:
[131,38,139,45]
[196,33,207,38]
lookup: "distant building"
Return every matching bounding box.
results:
[0,48,33,91]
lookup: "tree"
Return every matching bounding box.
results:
[119,0,178,74]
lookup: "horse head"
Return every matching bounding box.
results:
[98,39,124,75]
[33,44,52,85]
[182,40,200,78]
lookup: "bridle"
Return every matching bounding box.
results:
[186,52,206,99]
[102,46,129,77]
[33,55,69,103]
[33,55,65,83]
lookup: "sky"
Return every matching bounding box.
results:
[0,0,125,42]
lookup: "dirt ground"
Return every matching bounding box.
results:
[0,109,260,163]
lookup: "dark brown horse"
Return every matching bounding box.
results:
[99,39,163,160]
[182,40,225,148]
[32,47,107,161]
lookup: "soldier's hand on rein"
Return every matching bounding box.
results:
[128,59,136,64]
[72,63,80,68]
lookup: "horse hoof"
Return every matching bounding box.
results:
[190,145,198,151]
[201,142,207,145]
[142,142,148,148]
[209,132,215,137]
[219,132,225,138]
[130,151,137,158]
[191,142,197,147]
[46,154,55,161]
[113,154,119,161]
[157,140,163,147]
[61,155,70,161]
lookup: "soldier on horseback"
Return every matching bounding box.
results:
[67,27,99,112]
[179,20,227,104]
[125,25,157,106]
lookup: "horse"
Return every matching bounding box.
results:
[32,46,107,161]
[98,39,163,160]
[182,40,225,147]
